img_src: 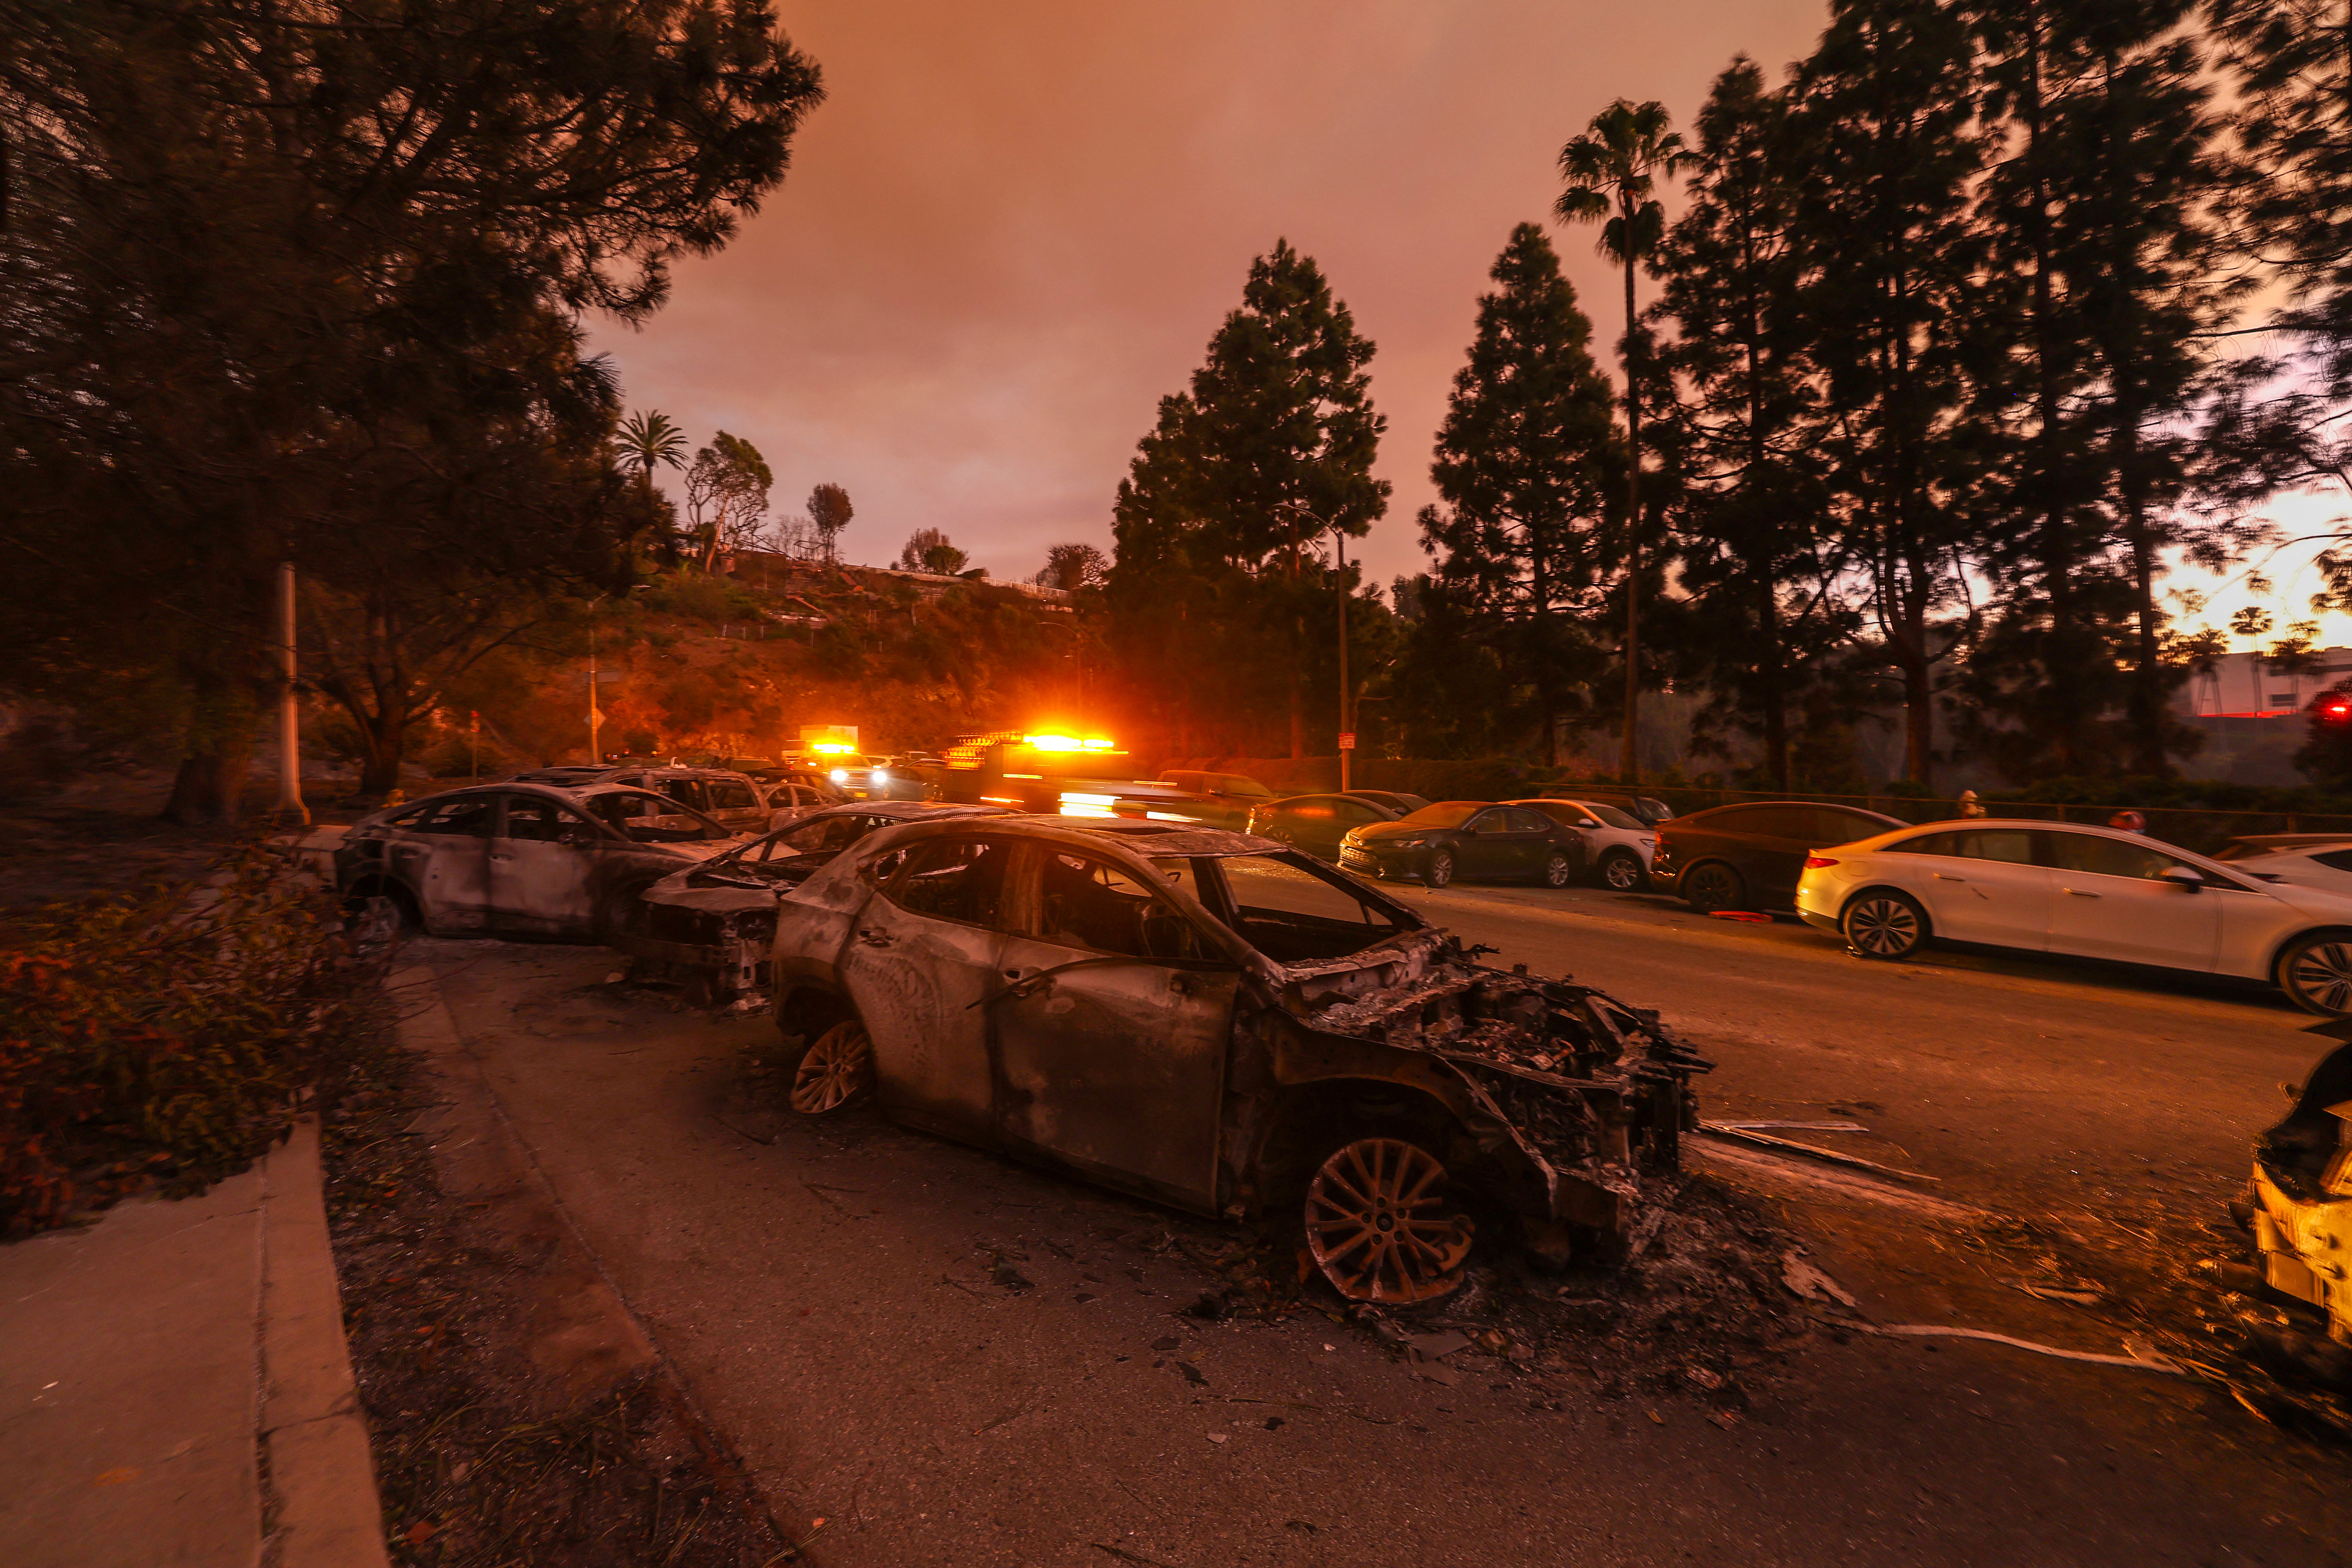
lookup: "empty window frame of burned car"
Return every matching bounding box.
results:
[769,818,1706,1306]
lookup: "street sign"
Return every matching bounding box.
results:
[1338,732,1356,750]
[588,707,605,725]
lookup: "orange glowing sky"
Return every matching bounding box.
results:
[594,2,1837,588]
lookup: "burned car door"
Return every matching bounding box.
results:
[838,834,1018,1141]
[397,793,500,933]
[700,774,769,831]
[989,848,1238,1213]
[489,794,605,935]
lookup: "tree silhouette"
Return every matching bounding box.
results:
[1556,100,1697,784]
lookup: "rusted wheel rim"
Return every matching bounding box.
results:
[1846,895,1920,958]
[1305,1138,1473,1304]
[2290,942,2352,1013]
[789,1022,873,1114]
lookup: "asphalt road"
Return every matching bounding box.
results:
[408,874,2352,1568]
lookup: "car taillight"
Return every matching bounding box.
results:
[1804,855,1839,869]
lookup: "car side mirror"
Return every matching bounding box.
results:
[2159,866,2203,892]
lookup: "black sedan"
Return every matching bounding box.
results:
[1245,792,1426,861]
[1338,800,1586,888]
[1650,800,1907,913]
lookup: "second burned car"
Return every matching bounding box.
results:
[761,814,1708,1303]
[617,801,1013,1005]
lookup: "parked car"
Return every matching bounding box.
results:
[1153,769,1279,831]
[2210,836,2352,897]
[761,779,842,821]
[617,802,1014,1005]
[510,763,778,833]
[1794,818,2352,1015]
[1542,788,1674,828]
[1338,800,1587,888]
[1512,798,1657,891]
[1347,789,1430,816]
[1245,792,1417,862]
[334,783,746,939]
[763,814,1708,1302]
[1651,800,1908,913]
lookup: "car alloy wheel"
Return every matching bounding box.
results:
[788,1020,874,1114]
[1681,861,1743,914]
[1541,851,1574,888]
[1424,850,1455,888]
[2281,933,2352,1016]
[1599,849,1642,891]
[1303,1137,1474,1304]
[1843,890,1926,960]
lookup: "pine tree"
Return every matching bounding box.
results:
[1417,224,1622,762]
[1107,241,1389,758]
[1654,59,1849,788]
[1961,0,2234,779]
[1788,0,1992,788]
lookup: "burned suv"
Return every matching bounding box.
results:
[766,816,1706,1303]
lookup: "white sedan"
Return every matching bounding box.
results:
[1794,818,2352,1014]
[2209,835,2352,897]
[1514,798,1657,891]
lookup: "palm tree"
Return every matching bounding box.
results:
[1555,100,1695,785]
[616,409,687,501]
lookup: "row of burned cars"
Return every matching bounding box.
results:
[334,781,1709,1304]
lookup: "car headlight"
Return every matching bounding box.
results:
[829,768,848,784]
[871,768,891,784]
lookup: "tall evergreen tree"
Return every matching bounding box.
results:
[1961,0,2234,779]
[1788,0,1992,788]
[1654,59,1849,787]
[1417,224,1622,762]
[1108,241,1389,758]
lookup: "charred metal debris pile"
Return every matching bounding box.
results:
[1304,956,1712,1194]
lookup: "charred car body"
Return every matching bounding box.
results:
[765,816,1707,1302]
[619,802,1015,1005]
[2242,1033,2352,1374]
[335,783,746,939]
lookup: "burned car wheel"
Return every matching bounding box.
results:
[1540,851,1575,889]
[787,1020,875,1114]
[1424,850,1455,889]
[1303,1137,1475,1305]
[1842,889,1926,960]
[1680,860,1744,914]
[2278,931,2352,1016]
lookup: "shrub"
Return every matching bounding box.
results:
[0,848,369,1235]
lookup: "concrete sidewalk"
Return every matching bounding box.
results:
[0,1118,389,1568]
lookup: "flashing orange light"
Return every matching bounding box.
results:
[1024,733,1079,751]
[1082,737,1115,750]
[811,740,858,755]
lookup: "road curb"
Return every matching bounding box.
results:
[261,1114,393,1568]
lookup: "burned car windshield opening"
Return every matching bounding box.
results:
[1197,852,1408,962]
[588,790,731,844]
[1042,851,1218,962]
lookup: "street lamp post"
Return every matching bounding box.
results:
[1279,503,1353,793]
[587,586,648,764]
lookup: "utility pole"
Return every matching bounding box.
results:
[275,561,309,824]
[1336,530,1352,793]
[587,607,603,765]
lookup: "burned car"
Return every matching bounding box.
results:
[510,763,778,833]
[765,816,1707,1303]
[336,783,746,939]
[618,801,1014,1005]
[2241,1031,2352,1372]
